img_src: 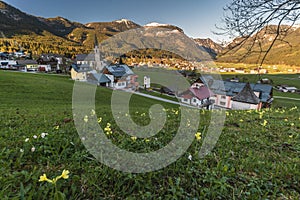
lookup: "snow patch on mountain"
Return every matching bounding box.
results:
[144,22,169,27]
[115,19,131,28]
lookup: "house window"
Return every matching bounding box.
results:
[221,95,226,99]
[183,99,189,102]
[220,102,226,106]
[193,99,197,103]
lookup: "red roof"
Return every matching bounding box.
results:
[189,86,214,100]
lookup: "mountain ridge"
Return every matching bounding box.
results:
[1,1,299,66]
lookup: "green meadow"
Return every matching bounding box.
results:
[0,71,299,199]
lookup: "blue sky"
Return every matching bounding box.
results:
[4,0,231,42]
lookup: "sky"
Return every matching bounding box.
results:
[3,0,232,42]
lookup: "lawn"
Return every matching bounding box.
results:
[0,71,299,199]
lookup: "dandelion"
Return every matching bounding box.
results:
[284,118,288,122]
[54,125,59,130]
[289,135,293,138]
[195,132,202,141]
[188,154,192,161]
[290,123,295,127]
[84,115,89,123]
[31,146,36,152]
[97,117,102,123]
[131,136,137,141]
[144,139,150,143]
[240,119,244,122]
[25,138,29,142]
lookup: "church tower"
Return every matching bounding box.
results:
[94,35,103,71]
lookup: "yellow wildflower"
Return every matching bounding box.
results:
[97,117,102,123]
[195,132,202,141]
[61,169,70,179]
[131,136,137,141]
[262,120,268,127]
[39,174,53,183]
[84,115,88,123]
[90,109,96,116]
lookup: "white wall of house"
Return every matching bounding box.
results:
[232,101,259,110]
[0,60,17,68]
[180,98,191,105]
[105,74,115,88]
[115,81,127,89]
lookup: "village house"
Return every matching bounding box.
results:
[0,59,17,69]
[37,54,59,72]
[16,60,38,72]
[143,76,151,89]
[198,76,273,110]
[87,73,111,87]
[102,64,139,91]
[178,82,214,109]
[70,63,93,81]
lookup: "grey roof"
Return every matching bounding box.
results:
[105,64,134,77]
[92,73,111,83]
[76,54,95,62]
[200,75,273,103]
[232,83,260,104]
[71,64,92,72]
[16,60,38,65]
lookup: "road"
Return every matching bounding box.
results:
[274,96,300,101]
[134,92,198,109]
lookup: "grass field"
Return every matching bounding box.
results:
[0,71,299,199]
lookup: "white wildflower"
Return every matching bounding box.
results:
[31,146,36,152]
[41,132,47,138]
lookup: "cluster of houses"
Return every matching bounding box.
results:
[178,75,273,110]
[70,46,140,91]
[0,52,69,72]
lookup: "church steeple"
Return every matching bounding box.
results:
[94,35,103,71]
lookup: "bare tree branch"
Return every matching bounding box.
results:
[216,0,300,65]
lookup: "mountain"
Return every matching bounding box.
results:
[0,1,204,59]
[194,38,224,59]
[217,24,300,65]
